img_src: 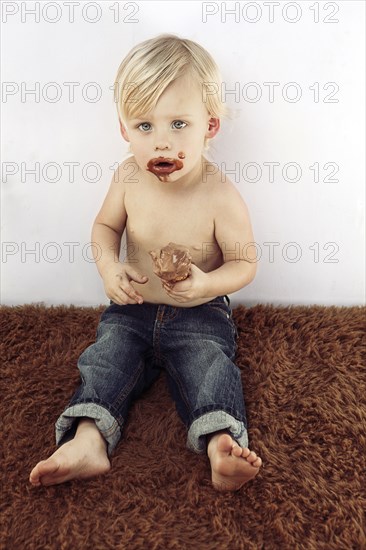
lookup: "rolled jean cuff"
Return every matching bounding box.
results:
[55,403,121,456]
[187,410,248,454]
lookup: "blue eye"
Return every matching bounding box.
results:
[138,122,151,132]
[172,120,187,129]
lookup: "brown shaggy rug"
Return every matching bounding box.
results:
[1,304,365,550]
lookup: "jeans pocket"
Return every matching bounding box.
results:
[207,301,238,339]
[208,298,231,319]
[210,304,231,320]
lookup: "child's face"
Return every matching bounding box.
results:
[120,74,219,183]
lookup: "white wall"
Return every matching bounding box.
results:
[1,0,365,307]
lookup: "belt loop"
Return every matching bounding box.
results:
[224,295,230,306]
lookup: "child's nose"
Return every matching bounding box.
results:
[154,131,171,151]
[154,142,170,151]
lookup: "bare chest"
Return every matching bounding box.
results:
[124,181,221,268]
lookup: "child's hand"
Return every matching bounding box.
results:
[103,263,148,305]
[162,264,209,303]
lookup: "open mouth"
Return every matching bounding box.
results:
[147,157,184,177]
[156,162,173,167]
[155,161,175,169]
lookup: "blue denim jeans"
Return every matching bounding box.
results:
[55,295,248,456]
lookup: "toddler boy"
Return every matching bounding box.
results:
[30,34,262,491]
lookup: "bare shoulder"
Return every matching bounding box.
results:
[209,174,251,218]
[105,155,138,192]
[116,155,139,185]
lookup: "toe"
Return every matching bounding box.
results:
[29,474,41,486]
[247,451,258,463]
[30,481,42,487]
[29,463,44,485]
[216,434,235,454]
[232,445,243,458]
[241,447,250,458]
[252,457,262,468]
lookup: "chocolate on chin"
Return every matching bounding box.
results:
[149,242,192,285]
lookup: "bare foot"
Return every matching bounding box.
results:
[207,432,262,491]
[29,419,111,487]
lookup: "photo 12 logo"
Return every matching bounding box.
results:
[202,161,340,184]
[0,241,340,265]
[201,2,340,24]
[202,81,340,104]
[1,1,140,24]
[1,161,139,184]
[206,241,340,264]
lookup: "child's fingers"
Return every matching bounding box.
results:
[106,267,147,305]
[112,292,137,305]
[124,266,148,285]
[123,285,143,304]
[114,278,143,304]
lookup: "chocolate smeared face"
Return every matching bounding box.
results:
[149,242,192,286]
[147,155,184,182]
[121,74,219,186]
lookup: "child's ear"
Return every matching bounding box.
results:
[206,117,220,139]
[119,118,130,142]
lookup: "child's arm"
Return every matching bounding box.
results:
[204,183,257,297]
[163,182,256,303]
[91,162,148,305]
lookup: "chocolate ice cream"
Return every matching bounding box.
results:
[149,242,192,285]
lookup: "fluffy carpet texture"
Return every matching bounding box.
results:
[1,304,365,550]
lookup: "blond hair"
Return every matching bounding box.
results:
[114,34,230,149]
